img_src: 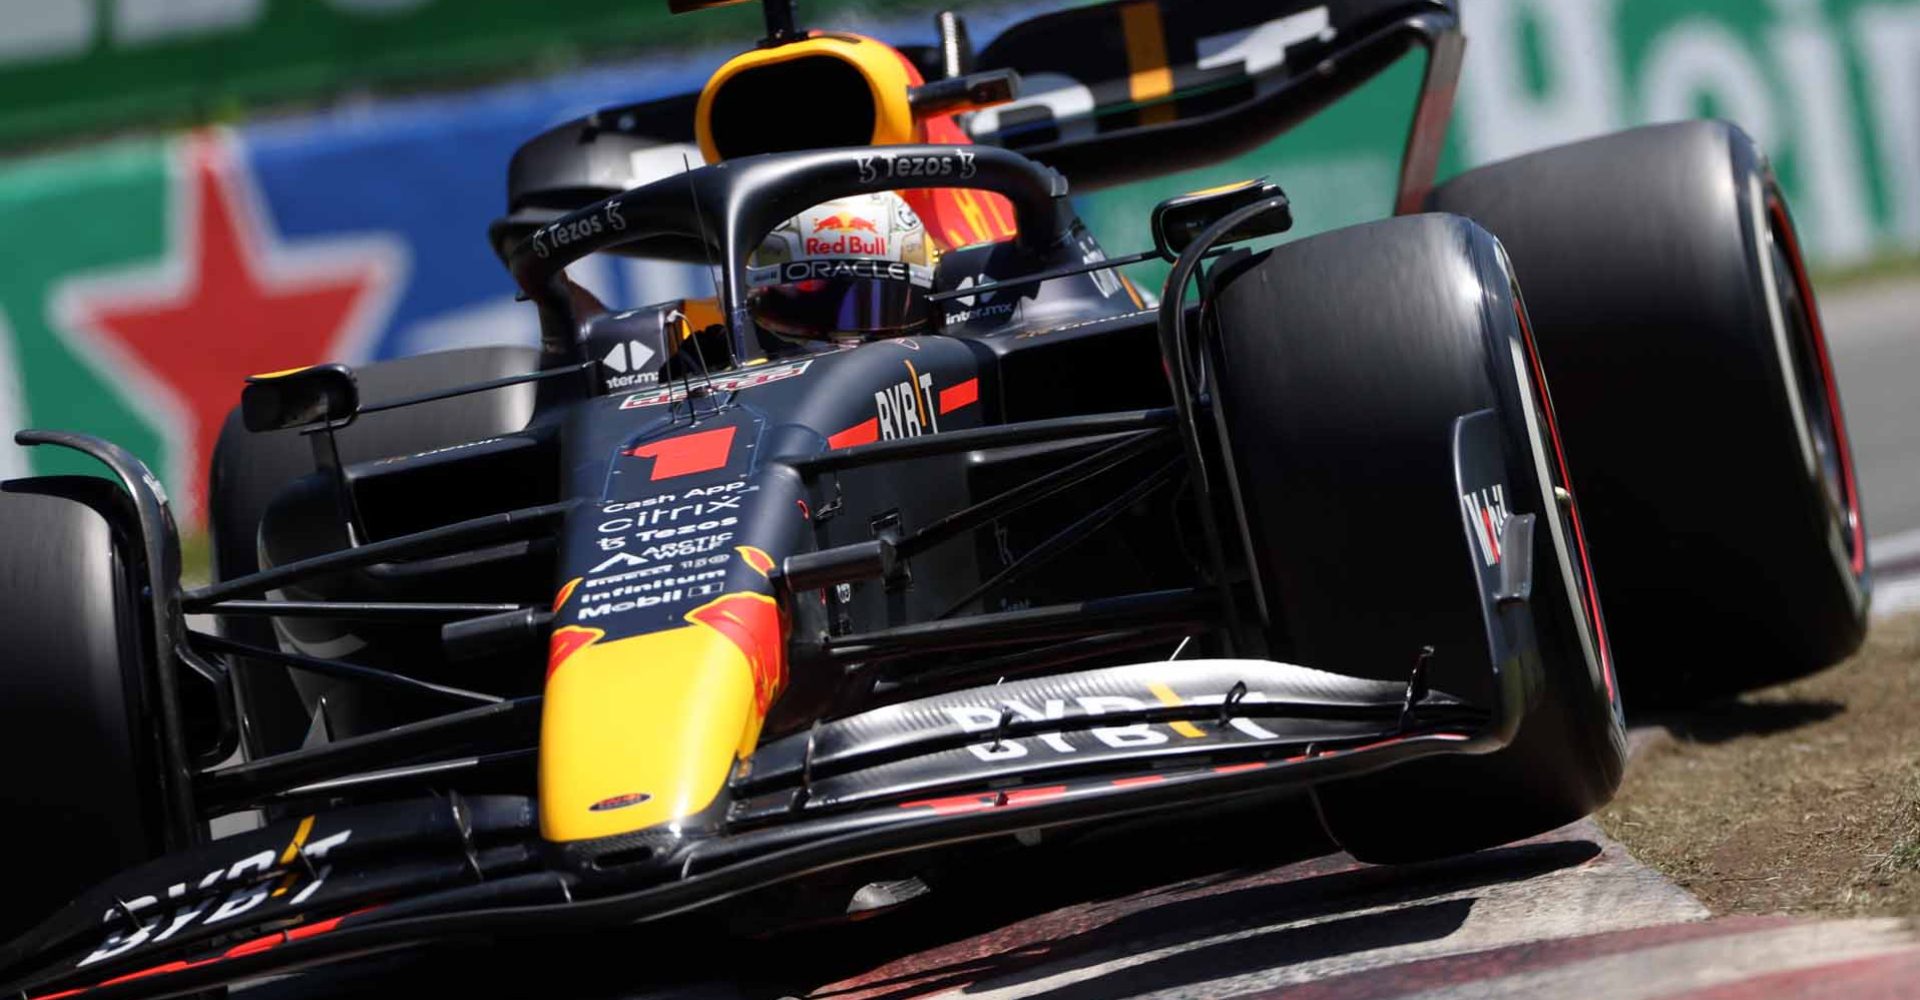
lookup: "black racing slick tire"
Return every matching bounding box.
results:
[209,346,539,757]
[1207,214,1626,863]
[1429,121,1868,703]
[0,477,162,940]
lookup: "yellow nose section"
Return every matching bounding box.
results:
[539,593,784,843]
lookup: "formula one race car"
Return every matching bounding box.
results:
[0,1,1868,995]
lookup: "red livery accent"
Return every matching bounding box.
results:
[685,593,787,715]
[938,378,979,414]
[552,576,582,612]
[828,418,879,449]
[546,625,604,680]
[627,425,738,481]
[879,46,1019,251]
[34,912,363,999]
[898,785,1070,816]
[736,545,776,579]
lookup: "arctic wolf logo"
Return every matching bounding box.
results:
[1462,485,1511,567]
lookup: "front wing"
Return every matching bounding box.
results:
[4,615,1537,999]
[4,415,1547,1000]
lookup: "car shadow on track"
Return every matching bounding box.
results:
[244,805,1603,1000]
[1632,698,1844,745]
[795,839,1603,1000]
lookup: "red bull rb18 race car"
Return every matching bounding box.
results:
[0,1,1869,995]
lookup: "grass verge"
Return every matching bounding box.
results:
[1814,251,1920,294]
[1598,613,1920,918]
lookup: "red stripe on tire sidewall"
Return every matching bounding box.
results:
[1768,195,1866,577]
[1513,298,1618,704]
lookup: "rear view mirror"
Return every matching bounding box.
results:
[1151,180,1292,259]
[242,363,360,432]
[909,69,1021,119]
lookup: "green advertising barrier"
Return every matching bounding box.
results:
[9,1,1917,269]
[1,0,1917,530]
[0,0,969,148]
[1080,0,1920,276]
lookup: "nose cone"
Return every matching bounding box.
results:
[539,599,783,842]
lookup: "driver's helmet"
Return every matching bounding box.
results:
[747,192,934,342]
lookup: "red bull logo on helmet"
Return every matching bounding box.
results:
[754,193,930,271]
[804,206,890,257]
[806,233,888,256]
[813,213,879,234]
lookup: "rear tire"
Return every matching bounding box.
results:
[1207,214,1626,862]
[1429,121,1869,703]
[0,478,161,938]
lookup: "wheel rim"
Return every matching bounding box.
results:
[1507,287,1619,713]
[1766,198,1865,579]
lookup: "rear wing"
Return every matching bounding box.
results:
[501,0,1460,235]
[966,0,1461,208]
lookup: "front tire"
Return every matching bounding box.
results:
[1430,121,1869,703]
[1207,214,1626,862]
[0,478,162,938]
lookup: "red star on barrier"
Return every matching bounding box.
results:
[63,133,397,524]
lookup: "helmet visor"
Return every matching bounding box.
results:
[748,260,931,340]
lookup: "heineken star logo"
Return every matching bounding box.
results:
[53,132,404,525]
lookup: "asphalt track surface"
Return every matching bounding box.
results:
[1828,280,1920,615]
[232,281,1920,998]
[256,809,1918,999]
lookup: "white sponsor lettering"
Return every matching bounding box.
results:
[1188,691,1282,740]
[601,481,754,515]
[204,881,272,925]
[544,213,605,250]
[78,827,353,967]
[942,688,1285,762]
[605,369,659,390]
[945,300,1015,325]
[81,919,156,967]
[287,865,333,906]
[876,371,940,440]
[1076,696,1169,748]
[578,574,733,617]
[1003,698,1076,754]
[856,148,977,184]
[224,849,276,881]
[584,558,729,601]
[631,517,737,542]
[633,534,731,562]
[152,899,211,944]
[944,706,1027,761]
